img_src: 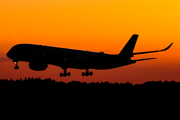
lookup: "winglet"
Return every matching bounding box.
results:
[160,43,173,51]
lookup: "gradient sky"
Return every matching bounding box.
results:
[0,0,179,84]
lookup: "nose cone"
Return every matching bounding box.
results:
[6,49,13,59]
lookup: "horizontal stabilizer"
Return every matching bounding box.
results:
[134,58,156,61]
[133,43,173,55]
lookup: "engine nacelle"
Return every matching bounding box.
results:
[29,62,47,71]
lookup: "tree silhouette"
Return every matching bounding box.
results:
[0,78,180,119]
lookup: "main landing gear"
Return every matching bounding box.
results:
[14,62,19,70]
[59,68,93,77]
[82,69,93,76]
[59,68,71,77]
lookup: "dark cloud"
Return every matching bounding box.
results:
[0,57,11,62]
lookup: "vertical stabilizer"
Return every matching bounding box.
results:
[119,34,138,56]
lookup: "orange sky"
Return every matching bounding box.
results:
[0,0,179,84]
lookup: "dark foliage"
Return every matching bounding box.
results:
[0,78,180,119]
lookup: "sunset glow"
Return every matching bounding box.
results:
[0,0,179,84]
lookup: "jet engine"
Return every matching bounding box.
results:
[29,62,47,71]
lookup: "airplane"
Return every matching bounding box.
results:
[6,34,173,77]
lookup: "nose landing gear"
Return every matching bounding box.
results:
[14,62,19,69]
[82,69,93,76]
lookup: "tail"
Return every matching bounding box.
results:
[119,34,138,58]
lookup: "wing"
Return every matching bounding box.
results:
[133,43,173,55]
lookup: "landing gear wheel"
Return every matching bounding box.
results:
[85,72,89,76]
[82,72,86,76]
[60,73,63,77]
[67,72,71,76]
[14,66,19,69]
[89,71,93,76]
[64,74,67,77]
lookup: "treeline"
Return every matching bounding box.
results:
[0,78,180,118]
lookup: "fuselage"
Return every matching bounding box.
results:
[6,44,135,70]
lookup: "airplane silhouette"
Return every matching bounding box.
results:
[6,34,173,77]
